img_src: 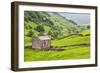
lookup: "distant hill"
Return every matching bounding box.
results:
[24,11,88,39]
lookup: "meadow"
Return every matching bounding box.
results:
[24,30,90,61]
[24,11,90,62]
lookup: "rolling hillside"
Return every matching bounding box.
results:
[24,34,90,61]
[24,11,87,39]
[24,29,90,61]
[24,11,90,61]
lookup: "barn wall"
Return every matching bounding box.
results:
[32,38,41,49]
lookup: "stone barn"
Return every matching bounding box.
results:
[32,36,51,49]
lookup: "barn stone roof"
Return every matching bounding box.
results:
[38,36,51,40]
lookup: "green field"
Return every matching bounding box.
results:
[24,11,90,62]
[24,46,90,61]
[51,35,90,47]
[24,30,90,61]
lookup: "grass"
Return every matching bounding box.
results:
[24,29,90,61]
[24,36,32,46]
[51,35,90,47]
[80,29,90,35]
[24,46,90,61]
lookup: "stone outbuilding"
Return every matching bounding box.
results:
[32,36,51,49]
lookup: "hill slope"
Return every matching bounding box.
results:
[24,11,86,39]
[24,11,90,61]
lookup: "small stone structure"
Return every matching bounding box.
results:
[32,36,51,49]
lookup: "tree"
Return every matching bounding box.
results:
[87,25,90,29]
[34,24,45,36]
[48,31,52,35]
[35,25,44,32]
[28,30,34,37]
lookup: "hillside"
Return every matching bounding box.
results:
[24,29,90,61]
[24,11,90,61]
[24,11,86,39]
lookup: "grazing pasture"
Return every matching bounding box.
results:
[24,11,90,61]
[24,30,90,61]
